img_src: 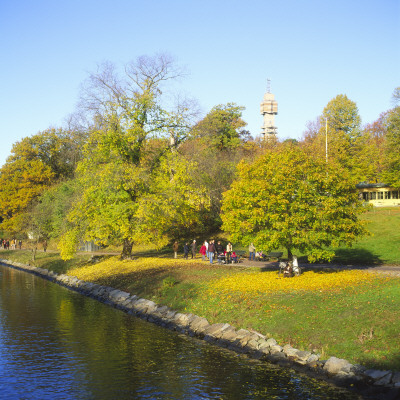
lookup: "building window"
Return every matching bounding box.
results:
[378,192,384,199]
[385,191,391,199]
[370,192,376,200]
[393,191,399,199]
[362,192,368,201]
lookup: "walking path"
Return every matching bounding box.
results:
[3,247,400,276]
[238,258,400,276]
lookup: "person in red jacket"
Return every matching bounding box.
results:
[199,242,207,261]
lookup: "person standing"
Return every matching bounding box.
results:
[172,241,179,259]
[183,242,189,259]
[43,240,47,252]
[249,242,256,261]
[208,240,215,264]
[191,240,197,259]
[215,241,224,255]
[226,242,233,264]
[199,242,207,261]
[204,240,209,259]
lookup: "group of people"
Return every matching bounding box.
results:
[173,240,238,264]
[0,239,22,250]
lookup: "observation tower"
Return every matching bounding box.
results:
[260,79,278,139]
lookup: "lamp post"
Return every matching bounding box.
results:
[325,118,328,163]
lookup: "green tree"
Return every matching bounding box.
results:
[58,55,199,259]
[177,103,253,233]
[303,95,367,180]
[32,179,80,240]
[221,144,368,262]
[191,103,247,150]
[383,96,400,187]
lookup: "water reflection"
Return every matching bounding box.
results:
[0,265,359,399]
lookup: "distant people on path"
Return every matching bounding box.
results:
[191,240,197,259]
[226,242,233,263]
[173,241,179,259]
[208,240,215,264]
[204,240,209,259]
[183,242,189,259]
[199,242,207,261]
[249,243,256,260]
[215,241,224,255]
[43,240,47,252]
[18,240,22,250]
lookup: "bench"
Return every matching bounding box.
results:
[264,251,283,261]
[231,250,246,263]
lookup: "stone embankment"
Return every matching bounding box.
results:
[2,258,399,399]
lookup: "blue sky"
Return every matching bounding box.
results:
[1,0,399,167]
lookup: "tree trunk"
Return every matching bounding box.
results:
[287,248,293,261]
[121,238,134,259]
[31,247,37,263]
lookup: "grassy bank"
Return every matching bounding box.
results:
[2,249,400,372]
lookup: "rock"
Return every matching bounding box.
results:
[109,289,130,302]
[364,369,392,382]
[392,372,400,384]
[265,338,277,347]
[374,373,393,386]
[203,323,231,338]
[323,357,353,374]
[306,354,319,364]
[220,328,238,341]
[283,345,299,357]
[189,316,210,333]
[294,350,312,365]
[247,339,259,351]
[270,344,283,354]
[235,329,251,339]
[153,305,170,317]
[134,298,156,313]
[257,339,270,351]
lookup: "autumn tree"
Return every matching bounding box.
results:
[0,128,85,233]
[361,112,389,183]
[221,144,368,262]
[383,87,400,187]
[58,54,202,259]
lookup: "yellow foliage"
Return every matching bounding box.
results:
[69,256,186,281]
[205,269,381,295]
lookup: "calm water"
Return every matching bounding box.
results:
[0,264,360,399]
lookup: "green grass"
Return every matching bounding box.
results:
[333,207,400,265]
[231,207,400,265]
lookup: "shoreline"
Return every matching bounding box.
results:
[1,258,399,399]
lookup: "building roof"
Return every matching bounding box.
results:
[356,182,389,189]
